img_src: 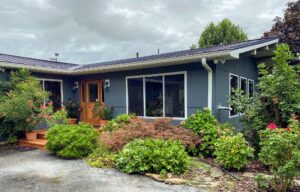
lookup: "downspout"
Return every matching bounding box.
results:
[201,58,213,111]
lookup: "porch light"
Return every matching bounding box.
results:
[0,68,5,72]
[73,81,79,91]
[104,79,110,89]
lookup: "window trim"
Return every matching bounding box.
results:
[229,73,240,118]
[126,71,187,120]
[38,78,64,106]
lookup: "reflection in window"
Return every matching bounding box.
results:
[146,76,163,117]
[165,74,185,118]
[127,73,186,118]
[248,80,254,97]
[88,82,98,102]
[128,78,144,116]
[230,74,239,116]
[240,78,247,95]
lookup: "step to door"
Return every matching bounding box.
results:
[36,129,48,139]
[17,139,47,150]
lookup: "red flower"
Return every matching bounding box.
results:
[267,123,277,130]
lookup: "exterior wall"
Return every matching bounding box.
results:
[75,62,209,118]
[213,55,258,128]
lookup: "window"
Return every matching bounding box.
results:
[165,74,185,117]
[39,79,63,111]
[88,82,98,102]
[248,79,254,97]
[240,77,247,95]
[128,78,144,116]
[229,74,239,117]
[127,72,186,119]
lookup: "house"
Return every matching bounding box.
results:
[0,37,279,127]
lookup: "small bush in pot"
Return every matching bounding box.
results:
[46,123,98,159]
[116,138,190,174]
[65,98,80,124]
[214,133,254,170]
[93,101,114,121]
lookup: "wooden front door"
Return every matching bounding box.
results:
[80,80,103,125]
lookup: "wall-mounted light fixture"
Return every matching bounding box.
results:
[73,81,79,91]
[104,79,110,89]
[0,68,5,72]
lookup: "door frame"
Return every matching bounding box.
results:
[79,80,103,124]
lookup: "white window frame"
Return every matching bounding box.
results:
[38,78,64,106]
[248,79,254,97]
[229,73,240,118]
[126,71,187,120]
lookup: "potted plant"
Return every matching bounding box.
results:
[93,101,114,126]
[65,98,80,124]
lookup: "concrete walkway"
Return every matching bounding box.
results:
[0,149,203,192]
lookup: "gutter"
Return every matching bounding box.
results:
[201,58,213,111]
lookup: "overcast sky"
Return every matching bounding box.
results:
[0,0,291,64]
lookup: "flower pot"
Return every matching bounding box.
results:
[68,118,77,125]
[25,131,37,141]
[99,120,108,127]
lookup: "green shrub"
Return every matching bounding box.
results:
[46,123,98,159]
[184,109,219,156]
[255,174,272,191]
[103,113,135,132]
[116,138,190,174]
[85,145,117,168]
[259,129,300,192]
[214,133,254,170]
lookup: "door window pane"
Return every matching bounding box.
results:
[240,78,247,95]
[88,82,98,102]
[44,81,62,111]
[81,82,85,102]
[146,76,163,117]
[230,74,239,116]
[165,74,185,118]
[128,78,144,116]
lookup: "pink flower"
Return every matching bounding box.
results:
[267,123,277,130]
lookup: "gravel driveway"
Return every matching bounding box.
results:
[0,149,203,192]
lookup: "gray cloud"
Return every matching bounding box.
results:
[0,0,290,64]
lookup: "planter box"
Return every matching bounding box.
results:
[25,131,37,141]
[68,118,77,125]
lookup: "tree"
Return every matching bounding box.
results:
[264,1,300,55]
[195,18,248,48]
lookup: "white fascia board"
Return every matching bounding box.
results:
[229,39,279,59]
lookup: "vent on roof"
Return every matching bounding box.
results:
[136,52,139,58]
[49,53,59,61]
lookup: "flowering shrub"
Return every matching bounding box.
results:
[267,122,277,130]
[259,128,300,192]
[116,138,190,174]
[184,109,220,156]
[65,98,80,119]
[46,123,98,159]
[214,133,254,170]
[100,118,201,153]
[0,69,48,140]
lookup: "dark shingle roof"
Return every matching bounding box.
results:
[0,53,78,70]
[0,37,278,72]
[76,37,278,70]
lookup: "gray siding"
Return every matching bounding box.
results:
[213,55,258,128]
[76,62,209,118]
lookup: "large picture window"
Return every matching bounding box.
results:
[127,72,186,119]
